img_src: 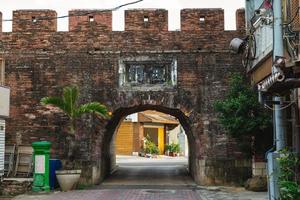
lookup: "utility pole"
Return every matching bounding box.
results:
[267,0,286,199]
[273,0,286,151]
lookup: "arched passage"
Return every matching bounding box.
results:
[101,104,199,183]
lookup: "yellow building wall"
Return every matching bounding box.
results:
[158,127,165,154]
[115,122,133,155]
[116,122,166,155]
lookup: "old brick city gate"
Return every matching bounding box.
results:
[0,8,250,185]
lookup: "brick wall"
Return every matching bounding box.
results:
[236,9,246,31]
[0,8,248,185]
[181,9,224,31]
[125,9,168,31]
[69,10,112,32]
[0,12,2,32]
[0,179,32,196]
[12,10,57,32]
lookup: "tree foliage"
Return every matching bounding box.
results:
[41,85,109,134]
[213,73,271,138]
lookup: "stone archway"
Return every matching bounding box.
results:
[2,8,251,187]
[100,104,200,184]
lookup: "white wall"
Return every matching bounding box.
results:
[0,86,10,118]
[125,113,138,122]
[167,125,188,156]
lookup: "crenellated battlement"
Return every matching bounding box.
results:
[0,8,245,33]
[69,9,112,32]
[181,9,224,31]
[12,10,57,32]
[236,8,245,31]
[125,9,168,31]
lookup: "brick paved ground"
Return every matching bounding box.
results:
[197,187,268,200]
[13,189,202,200]
[11,156,268,200]
[12,187,268,200]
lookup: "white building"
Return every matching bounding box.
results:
[167,125,188,157]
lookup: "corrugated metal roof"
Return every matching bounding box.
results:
[138,111,179,125]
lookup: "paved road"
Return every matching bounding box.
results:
[13,189,201,200]
[12,156,268,200]
[101,155,194,187]
[197,187,268,200]
[13,187,268,200]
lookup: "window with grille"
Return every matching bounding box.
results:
[119,57,177,90]
[125,63,170,85]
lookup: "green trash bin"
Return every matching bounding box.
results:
[32,141,51,192]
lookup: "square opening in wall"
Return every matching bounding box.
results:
[144,16,149,22]
[32,16,37,23]
[199,16,205,23]
[89,16,94,22]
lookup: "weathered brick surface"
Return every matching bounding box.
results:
[0,12,2,32]
[12,10,57,32]
[181,9,224,31]
[69,10,112,32]
[0,179,32,196]
[125,9,168,31]
[236,9,246,31]
[0,8,249,185]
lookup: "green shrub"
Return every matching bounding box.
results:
[213,73,272,157]
[213,73,271,138]
[166,143,180,153]
[277,150,300,200]
[144,136,159,155]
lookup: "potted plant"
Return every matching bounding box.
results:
[144,136,159,157]
[166,143,180,157]
[173,143,180,156]
[41,85,109,191]
[165,144,173,157]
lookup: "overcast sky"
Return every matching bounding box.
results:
[0,0,245,31]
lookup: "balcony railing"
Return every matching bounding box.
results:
[251,17,273,70]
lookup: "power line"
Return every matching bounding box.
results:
[264,101,295,111]
[112,0,143,11]
[2,0,144,22]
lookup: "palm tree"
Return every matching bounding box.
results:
[41,85,109,160]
